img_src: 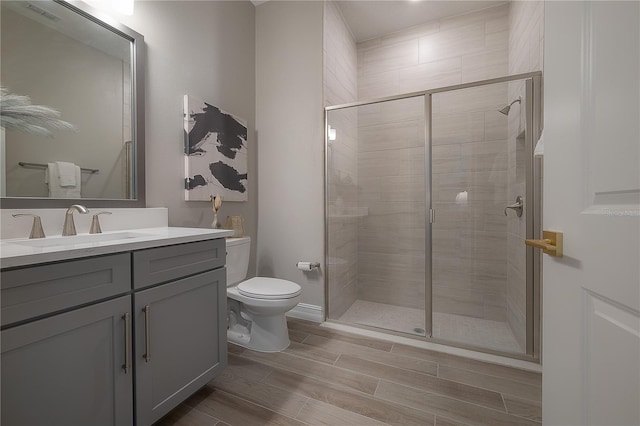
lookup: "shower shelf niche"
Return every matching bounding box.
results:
[327,206,368,219]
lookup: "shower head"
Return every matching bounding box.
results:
[498,105,512,115]
[498,97,522,115]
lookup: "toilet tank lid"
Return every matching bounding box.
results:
[226,236,251,246]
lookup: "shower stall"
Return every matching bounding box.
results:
[325,73,542,358]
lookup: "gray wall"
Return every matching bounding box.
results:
[119,1,258,276]
[255,1,325,309]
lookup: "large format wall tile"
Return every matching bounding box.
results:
[357,120,425,153]
[418,23,486,64]
[430,87,508,320]
[358,175,426,204]
[362,38,420,75]
[324,0,542,353]
[432,112,485,145]
[436,84,508,115]
[357,147,425,177]
[356,4,510,318]
[324,1,358,319]
[358,96,425,127]
[399,58,463,93]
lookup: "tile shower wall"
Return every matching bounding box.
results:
[355,5,510,318]
[357,97,426,310]
[357,4,509,99]
[324,1,359,318]
[431,85,509,322]
[506,0,545,350]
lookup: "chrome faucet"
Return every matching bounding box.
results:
[62,204,90,236]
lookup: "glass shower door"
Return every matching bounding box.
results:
[326,95,427,336]
[430,80,530,354]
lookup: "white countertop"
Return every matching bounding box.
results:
[0,227,234,269]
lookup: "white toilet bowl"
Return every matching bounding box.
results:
[226,238,302,352]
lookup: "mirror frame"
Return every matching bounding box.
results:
[1,0,145,209]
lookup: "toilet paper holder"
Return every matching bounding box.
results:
[296,261,320,271]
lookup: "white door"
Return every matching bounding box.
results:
[543,2,640,425]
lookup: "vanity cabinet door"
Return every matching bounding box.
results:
[134,268,227,426]
[1,296,133,426]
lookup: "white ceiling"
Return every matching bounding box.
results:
[336,0,507,42]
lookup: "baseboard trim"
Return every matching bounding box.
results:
[287,303,323,323]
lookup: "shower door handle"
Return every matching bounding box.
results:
[504,196,523,217]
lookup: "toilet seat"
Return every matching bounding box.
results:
[237,277,302,300]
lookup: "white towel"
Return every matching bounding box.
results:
[47,163,81,198]
[55,161,77,187]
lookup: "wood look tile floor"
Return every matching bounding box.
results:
[155,319,541,426]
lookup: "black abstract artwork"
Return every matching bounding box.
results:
[183,95,248,201]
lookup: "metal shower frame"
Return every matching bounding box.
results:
[324,71,543,361]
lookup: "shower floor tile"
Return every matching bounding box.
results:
[433,312,524,354]
[338,300,523,353]
[338,300,426,336]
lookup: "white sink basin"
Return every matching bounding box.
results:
[8,232,148,248]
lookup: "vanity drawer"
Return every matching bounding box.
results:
[133,238,225,289]
[1,253,131,327]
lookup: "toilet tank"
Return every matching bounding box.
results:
[225,237,251,286]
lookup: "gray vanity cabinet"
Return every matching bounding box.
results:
[1,237,228,426]
[1,296,133,426]
[133,267,227,426]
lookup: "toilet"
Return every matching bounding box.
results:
[225,237,302,352]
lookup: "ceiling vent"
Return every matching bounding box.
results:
[25,3,60,21]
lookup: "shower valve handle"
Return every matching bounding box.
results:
[504,196,524,217]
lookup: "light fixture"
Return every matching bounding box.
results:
[327,125,337,141]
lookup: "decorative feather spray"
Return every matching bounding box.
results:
[0,87,75,137]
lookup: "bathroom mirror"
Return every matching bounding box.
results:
[0,0,145,208]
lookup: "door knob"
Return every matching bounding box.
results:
[504,196,524,217]
[525,230,563,257]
